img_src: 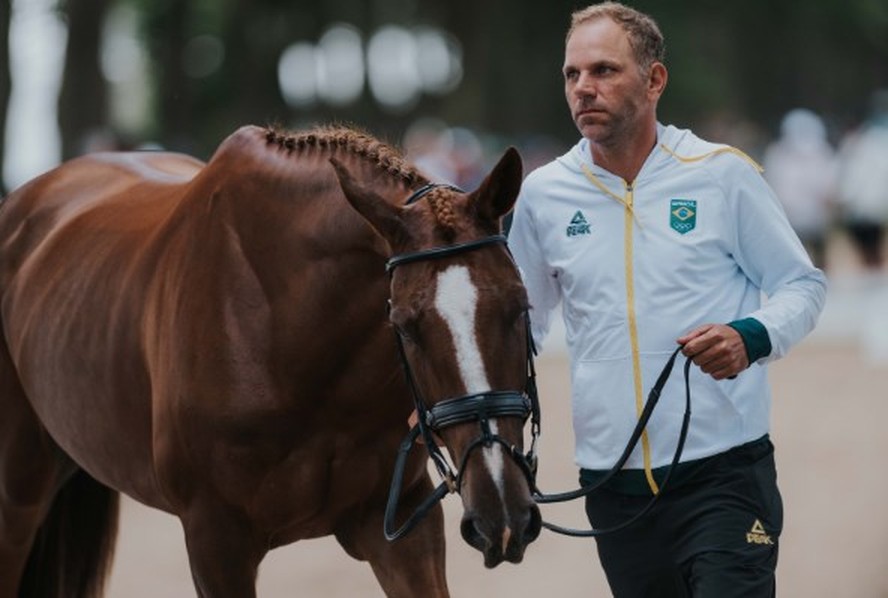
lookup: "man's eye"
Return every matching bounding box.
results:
[564,69,578,81]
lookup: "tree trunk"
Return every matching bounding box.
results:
[0,0,11,194]
[216,0,291,134]
[148,0,193,152]
[57,0,112,159]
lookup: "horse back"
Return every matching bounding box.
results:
[0,126,420,531]
[0,150,203,284]
[0,150,205,504]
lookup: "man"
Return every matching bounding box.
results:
[508,3,826,596]
[762,108,837,271]
[837,89,888,271]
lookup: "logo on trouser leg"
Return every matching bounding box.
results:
[746,519,774,545]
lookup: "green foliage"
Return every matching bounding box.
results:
[5,0,888,163]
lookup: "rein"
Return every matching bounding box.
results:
[383,184,541,541]
[532,347,693,537]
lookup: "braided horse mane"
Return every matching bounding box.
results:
[263,125,460,237]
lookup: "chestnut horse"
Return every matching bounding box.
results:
[0,125,541,597]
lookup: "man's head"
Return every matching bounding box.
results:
[563,2,667,148]
[567,3,665,71]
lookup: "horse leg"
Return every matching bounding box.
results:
[0,415,62,597]
[335,479,450,598]
[180,500,267,598]
[0,331,60,597]
[0,338,119,598]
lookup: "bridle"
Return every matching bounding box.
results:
[382,182,693,541]
[383,183,541,541]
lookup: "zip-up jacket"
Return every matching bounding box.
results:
[509,123,827,479]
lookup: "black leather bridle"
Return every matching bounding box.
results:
[383,183,541,541]
[381,182,693,541]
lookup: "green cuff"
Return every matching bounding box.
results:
[728,317,772,364]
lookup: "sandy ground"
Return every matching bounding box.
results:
[104,339,888,598]
[105,234,888,597]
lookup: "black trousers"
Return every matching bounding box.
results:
[583,436,782,598]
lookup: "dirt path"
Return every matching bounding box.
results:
[105,340,888,597]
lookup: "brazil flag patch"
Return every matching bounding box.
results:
[670,199,697,234]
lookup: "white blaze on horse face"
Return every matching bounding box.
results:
[434,266,507,501]
[434,266,489,393]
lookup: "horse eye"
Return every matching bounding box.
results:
[389,306,421,342]
[501,295,530,325]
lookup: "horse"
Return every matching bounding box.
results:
[0,125,542,597]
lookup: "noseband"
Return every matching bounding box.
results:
[383,183,541,541]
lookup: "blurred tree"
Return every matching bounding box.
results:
[432,0,577,141]
[209,0,297,144]
[139,0,194,150]
[0,0,10,194]
[133,0,312,154]
[1,0,888,176]
[58,0,112,159]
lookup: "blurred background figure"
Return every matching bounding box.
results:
[836,90,888,272]
[403,119,486,189]
[763,108,837,270]
[403,118,459,185]
[444,125,485,189]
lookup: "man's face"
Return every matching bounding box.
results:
[563,18,654,146]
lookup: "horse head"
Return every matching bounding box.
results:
[331,148,542,567]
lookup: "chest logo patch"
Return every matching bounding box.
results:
[670,199,697,234]
[566,210,591,237]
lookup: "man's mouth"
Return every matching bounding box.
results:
[576,107,606,119]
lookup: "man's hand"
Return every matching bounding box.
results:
[677,324,748,380]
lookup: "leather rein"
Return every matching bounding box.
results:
[533,347,692,536]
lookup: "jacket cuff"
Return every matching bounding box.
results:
[728,317,772,363]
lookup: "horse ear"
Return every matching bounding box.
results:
[469,147,523,225]
[330,158,406,244]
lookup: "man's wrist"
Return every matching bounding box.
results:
[727,317,772,364]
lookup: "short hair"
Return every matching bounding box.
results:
[567,2,666,69]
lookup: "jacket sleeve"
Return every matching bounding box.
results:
[722,159,828,362]
[508,185,562,351]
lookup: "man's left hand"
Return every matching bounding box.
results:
[677,324,748,380]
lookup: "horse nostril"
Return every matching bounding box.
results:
[460,514,486,550]
[525,503,542,543]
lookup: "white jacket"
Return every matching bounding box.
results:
[837,123,888,221]
[509,124,826,474]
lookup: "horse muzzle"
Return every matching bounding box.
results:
[460,500,541,567]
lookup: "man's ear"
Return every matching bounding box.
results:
[648,61,668,101]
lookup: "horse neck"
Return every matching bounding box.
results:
[188,131,411,303]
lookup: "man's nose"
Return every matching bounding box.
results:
[574,73,596,97]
